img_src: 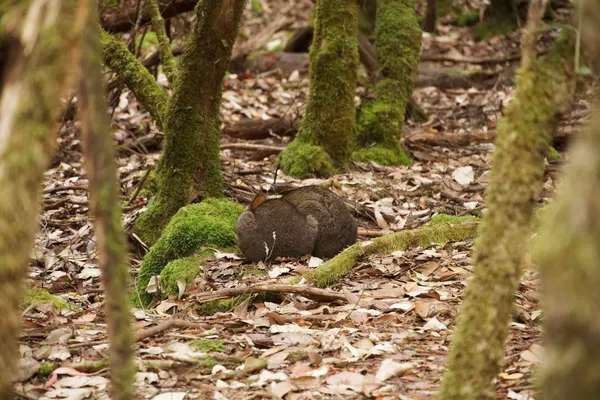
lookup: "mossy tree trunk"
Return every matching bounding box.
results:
[438,1,575,398]
[0,1,82,396]
[536,97,600,400]
[279,0,359,178]
[536,2,600,397]
[102,0,247,245]
[354,0,421,166]
[78,2,136,398]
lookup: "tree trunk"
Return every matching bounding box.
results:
[134,0,247,245]
[78,2,136,398]
[424,0,437,32]
[536,2,600,397]
[278,0,359,178]
[354,0,422,166]
[0,1,81,396]
[439,1,575,398]
[536,97,600,400]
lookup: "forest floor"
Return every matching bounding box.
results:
[16,1,593,399]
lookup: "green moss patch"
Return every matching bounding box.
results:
[23,288,69,311]
[278,140,335,178]
[353,144,412,166]
[190,339,225,353]
[160,257,204,298]
[135,198,244,306]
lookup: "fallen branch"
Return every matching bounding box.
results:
[305,217,479,288]
[222,116,299,140]
[135,318,209,341]
[191,284,348,304]
[220,143,285,154]
[101,0,198,33]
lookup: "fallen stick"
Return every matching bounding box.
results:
[191,283,348,304]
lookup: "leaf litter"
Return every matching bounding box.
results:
[17,0,594,399]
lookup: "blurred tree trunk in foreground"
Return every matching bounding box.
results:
[537,1,600,398]
[0,1,82,396]
[439,0,576,398]
[78,0,136,398]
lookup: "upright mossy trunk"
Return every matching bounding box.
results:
[438,20,575,400]
[354,0,421,166]
[536,3,600,397]
[134,0,246,245]
[279,0,359,178]
[78,2,135,398]
[0,1,81,396]
[536,104,600,400]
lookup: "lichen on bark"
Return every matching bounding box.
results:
[438,24,576,400]
[354,0,421,166]
[279,0,359,178]
[134,0,246,245]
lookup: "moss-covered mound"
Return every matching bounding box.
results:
[23,288,69,311]
[135,198,244,306]
[160,256,204,298]
[278,140,335,179]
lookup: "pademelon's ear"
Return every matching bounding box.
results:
[249,193,267,211]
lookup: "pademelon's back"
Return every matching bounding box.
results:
[236,196,318,262]
[282,186,357,258]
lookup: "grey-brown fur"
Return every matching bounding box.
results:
[236,186,357,262]
[236,196,319,262]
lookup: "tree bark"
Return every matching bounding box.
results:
[0,1,82,396]
[354,0,422,166]
[537,2,600,398]
[424,0,437,32]
[134,0,247,245]
[279,0,359,178]
[439,1,574,398]
[78,1,136,398]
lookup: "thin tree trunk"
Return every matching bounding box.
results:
[439,1,576,398]
[0,1,82,396]
[78,1,136,398]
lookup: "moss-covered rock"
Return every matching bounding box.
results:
[23,288,69,311]
[354,0,421,166]
[135,198,244,306]
[160,257,204,298]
